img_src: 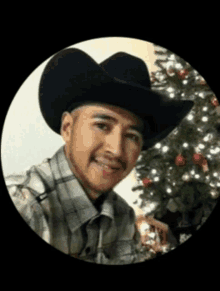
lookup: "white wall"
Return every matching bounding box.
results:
[1,37,158,210]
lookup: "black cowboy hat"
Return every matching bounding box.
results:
[39,48,194,151]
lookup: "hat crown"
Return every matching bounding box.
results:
[100,52,151,89]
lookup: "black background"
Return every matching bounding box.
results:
[1,25,219,281]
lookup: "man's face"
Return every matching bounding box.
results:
[62,104,143,198]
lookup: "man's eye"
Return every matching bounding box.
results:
[96,123,109,131]
[126,133,140,143]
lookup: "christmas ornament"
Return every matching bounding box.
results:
[142,178,153,188]
[175,154,186,167]
[192,153,205,166]
[211,96,219,107]
[177,69,189,80]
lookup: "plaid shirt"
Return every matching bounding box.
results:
[5,146,146,265]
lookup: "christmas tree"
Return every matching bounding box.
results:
[132,44,220,251]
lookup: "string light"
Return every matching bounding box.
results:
[162,146,169,153]
[202,116,208,122]
[155,143,161,149]
[182,173,190,181]
[154,177,160,182]
[191,170,195,175]
[166,188,172,194]
[202,107,208,111]
[210,189,219,199]
[151,169,157,174]
[137,155,143,162]
[175,63,182,69]
[187,114,194,120]
[183,142,189,148]
[166,61,174,69]
[199,143,205,149]
[183,80,188,85]
[210,147,220,154]
[203,134,213,142]
[213,172,219,177]
[195,174,200,179]
[167,87,174,92]
[172,128,179,135]
[140,223,151,233]
[199,92,205,98]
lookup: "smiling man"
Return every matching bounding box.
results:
[5,48,194,264]
[62,104,144,201]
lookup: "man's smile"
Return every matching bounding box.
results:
[91,157,122,175]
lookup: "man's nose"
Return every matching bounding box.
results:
[104,128,123,157]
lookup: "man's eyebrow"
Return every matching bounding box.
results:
[129,124,144,134]
[91,113,144,134]
[92,114,116,122]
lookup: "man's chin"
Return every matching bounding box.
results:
[90,184,114,194]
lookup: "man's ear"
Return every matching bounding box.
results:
[60,112,73,142]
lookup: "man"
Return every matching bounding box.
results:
[5,48,194,264]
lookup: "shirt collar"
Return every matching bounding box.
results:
[49,146,114,233]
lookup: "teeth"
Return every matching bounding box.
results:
[93,158,120,171]
[94,159,113,169]
[98,162,110,169]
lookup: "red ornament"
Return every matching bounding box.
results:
[177,69,189,80]
[211,97,219,108]
[142,178,153,188]
[175,154,186,167]
[192,153,205,166]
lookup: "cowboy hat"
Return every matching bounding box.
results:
[39,48,194,151]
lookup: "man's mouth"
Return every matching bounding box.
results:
[91,157,121,173]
